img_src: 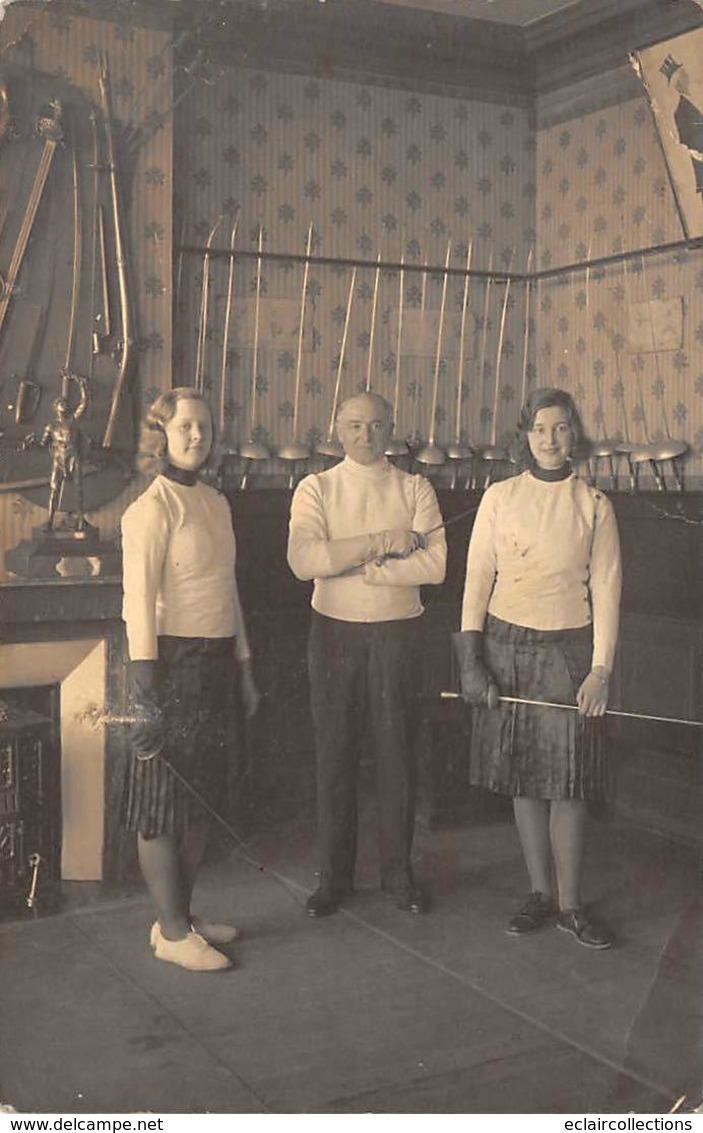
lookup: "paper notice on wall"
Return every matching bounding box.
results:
[626,296,683,353]
[231,299,309,349]
[387,309,460,358]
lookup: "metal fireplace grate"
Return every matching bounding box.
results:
[0,687,61,915]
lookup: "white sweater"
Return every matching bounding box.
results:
[288,457,447,623]
[121,475,251,663]
[461,471,621,671]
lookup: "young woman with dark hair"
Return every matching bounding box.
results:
[456,387,622,948]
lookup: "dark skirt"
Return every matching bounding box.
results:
[470,615,609,801]
[123,636,240,838]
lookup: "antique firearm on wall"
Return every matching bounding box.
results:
[98,56,135,449]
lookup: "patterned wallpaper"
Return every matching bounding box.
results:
[536,72,703,488]
[0,5,172,579]
[174,65,536,477]
[174,57,703,489]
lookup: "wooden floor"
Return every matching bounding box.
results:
[0,794,701,1115]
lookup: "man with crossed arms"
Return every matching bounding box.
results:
[288,392,446,917]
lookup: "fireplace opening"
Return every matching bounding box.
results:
[0,638,107,884]
[0,684,62,916]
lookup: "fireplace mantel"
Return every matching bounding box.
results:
[0,579,123,638]
[0,578,131,885]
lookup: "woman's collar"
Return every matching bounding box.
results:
[528,463,573,482]
[162,463,199,486]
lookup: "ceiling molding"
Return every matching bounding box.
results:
[531,0,703,93]
[361,0,584,27]
[14,0,703,104]
[10,0,180,31]
[18,0,533,102]
[524,0,647,49]
[536,62,642,129]
[177,0,703,104]
[192,0,535,103]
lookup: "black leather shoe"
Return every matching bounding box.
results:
[393,886,429,914]
[506,891,556,936]
[305,888,341,918]
[557,908,613,950]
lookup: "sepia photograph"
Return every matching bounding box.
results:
[0,0,701,1121]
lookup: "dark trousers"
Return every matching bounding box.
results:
[307,611,422,895]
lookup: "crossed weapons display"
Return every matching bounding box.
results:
[0,57,136,498]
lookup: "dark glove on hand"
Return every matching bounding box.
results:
[128,660,164,758]
[452,631,500,709]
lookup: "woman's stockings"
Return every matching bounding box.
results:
[513,797,552,898]
[513,796,587,909]
[137,833,190,940]
[549,798,586,910]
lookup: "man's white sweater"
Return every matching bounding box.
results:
[288,457,446,623]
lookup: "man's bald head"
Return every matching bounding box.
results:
[336,392,393,425]
[336,392,393,465]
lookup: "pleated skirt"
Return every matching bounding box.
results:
[123,636,240,838]
[470,615,609,801]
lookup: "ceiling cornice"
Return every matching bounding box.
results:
[530,0,703,94]
[536,63,642,129]
[191,0,535,103]
[9,0,703,103]
[9,0,180,31]
[10,0,534,102]
[524,0,650,49]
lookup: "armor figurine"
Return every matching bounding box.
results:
[25,374,89,532]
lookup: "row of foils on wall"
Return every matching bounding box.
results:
[175,223,691,494]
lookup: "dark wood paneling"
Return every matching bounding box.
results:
[230,490,312,613]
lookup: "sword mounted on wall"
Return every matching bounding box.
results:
[97,55,135,451]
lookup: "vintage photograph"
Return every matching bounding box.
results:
[0,0,701,1121]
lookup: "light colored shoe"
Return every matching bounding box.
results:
[191,917,239,945]
[151,924,232,971]
[150,919,239,949]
